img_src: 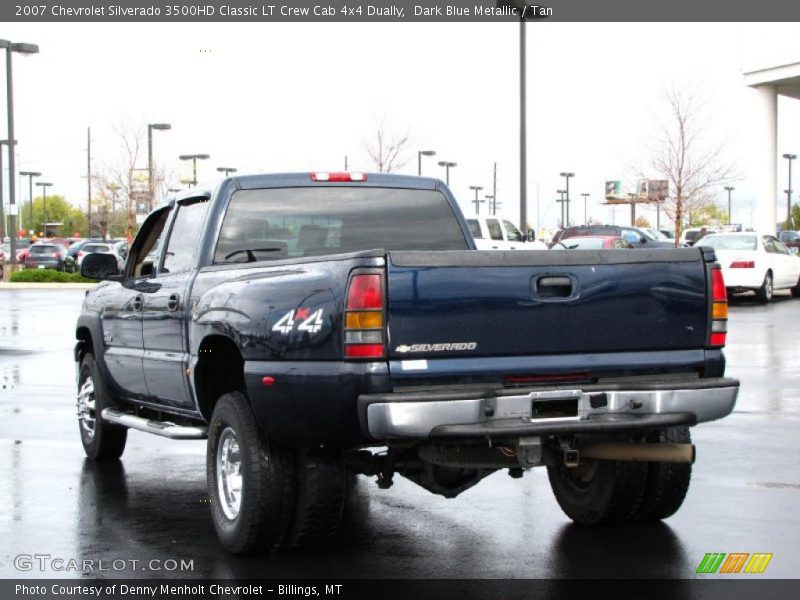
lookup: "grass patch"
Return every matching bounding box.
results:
[9,269,95,283]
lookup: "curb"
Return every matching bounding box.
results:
[0,282,97,290]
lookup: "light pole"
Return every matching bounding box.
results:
[20,170,40,234]
[560,172,574,227]
[438,161,457,186]
[417,150,436,176]
[0,39,39,269]
[147,123,171,211]
[217,166,238,177]
[581,192,590,225]
[0,139,18,239]
[783,153,796,226]
[179,153,210,186]
[556,189,566,228]
[724,186,735,225]
[35,181,52,237]
[469,186,484,214]
[485,194,496,215]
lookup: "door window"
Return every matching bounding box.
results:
[162,199,210,274]
[502,220,524,242]
[126,208,172,278]
[486,219,503,241]
[466,219,483,239]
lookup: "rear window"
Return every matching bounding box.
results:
[466,219,483,239]
[214,187,468,263]
[31,245,57,254]
[698,235,757,251]
[83,244,111,253]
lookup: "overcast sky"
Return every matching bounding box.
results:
[2,21,800,233]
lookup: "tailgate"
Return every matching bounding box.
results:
[386,249,710,359]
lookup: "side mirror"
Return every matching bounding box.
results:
[527,229,536,242]
[791,247,799,255]
[81,253,121,280]
[640,235,648,243]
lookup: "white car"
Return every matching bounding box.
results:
[466,215,547,250]
[680,226,719,247]
[697,232,800,302]
[77,242,125,271]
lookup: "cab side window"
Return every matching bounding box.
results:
[127,208,172,278]
[161,199,210,274]
[486,219,503,241]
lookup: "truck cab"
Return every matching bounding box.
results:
[465,215,547,250]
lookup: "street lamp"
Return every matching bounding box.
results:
[560,172,574,227]
[35,181,52,237]
[724,186,735,225]
[217,166,238,177]
[581,192,590,225]
[556,189,566,228]
[485,194,496,215]
[783,153,796,226]
[469,186,484,214]
[417,150,436,176]
[147,123,171,210]
[179,153,210,186]
[19,170,40,234]
[0,139,18,239]
[437,161,457,186]
[0,38,39,268]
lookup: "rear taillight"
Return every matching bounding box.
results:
[344,272,385,359]
[709,267,728,348]
[310,172,367,182]
[730,261,754,268]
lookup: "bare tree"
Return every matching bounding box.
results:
[648,86,736,242]
[364,118,410,173]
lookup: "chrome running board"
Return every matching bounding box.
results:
[101,408,208,440]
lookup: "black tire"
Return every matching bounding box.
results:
[77,353,127,460]
[547,455,648,525]
[755,271,773,303]
[634,427,692,522]
[207,391,295,554]
[284,448,347,550]
[791,276,800,298]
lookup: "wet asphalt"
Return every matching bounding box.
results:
[0,289,798,580]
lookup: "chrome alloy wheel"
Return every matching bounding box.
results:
[216,427,243,520]
[77,377,97,441]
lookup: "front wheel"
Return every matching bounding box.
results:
[77,353,127,460]
[791,275,800,298]
[755,271,773,303]
[207,391,295,554]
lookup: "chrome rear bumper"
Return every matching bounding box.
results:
[361,378,739,440]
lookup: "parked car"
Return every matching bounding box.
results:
[24,243,72,271]
[113,239,129,260]
[76,172,738,555]
[551,225,673,249]
[696,232,800,302]
[679,227,719,247]
[777,230,800,250]
[77,242,124,270]
[552,235,634,250]
[645,228,672,242]
[466,215,547,250]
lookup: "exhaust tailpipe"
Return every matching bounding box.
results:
[580,442,695,464]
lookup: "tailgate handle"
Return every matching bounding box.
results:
[537,276,573,298]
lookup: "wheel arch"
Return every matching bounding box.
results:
[194,334,247,422]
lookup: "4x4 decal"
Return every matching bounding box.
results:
[272,308,324,335]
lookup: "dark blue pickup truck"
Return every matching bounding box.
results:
[75,172,738,554]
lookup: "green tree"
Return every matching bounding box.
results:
[692,201,728,227]
[19,195,88,237]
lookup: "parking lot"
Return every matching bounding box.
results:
[0,289,798,579]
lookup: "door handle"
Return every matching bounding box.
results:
[132,294,143,311]
[168,293,180,311]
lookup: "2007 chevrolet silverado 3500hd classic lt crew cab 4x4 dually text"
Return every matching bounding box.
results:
[75,172,738,554]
